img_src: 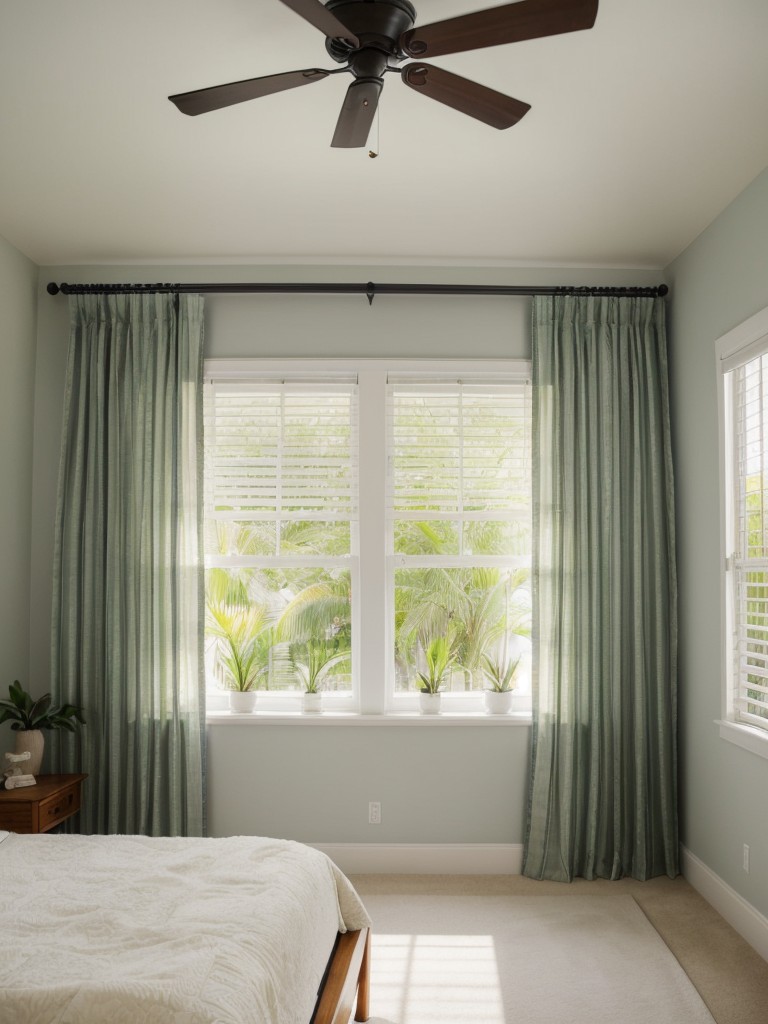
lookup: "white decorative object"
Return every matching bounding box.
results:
[302,692,322,714]
[3,751,36,789]
[228,691,257,713]
[419,692,442,715]
[13,730,44,775]
[484,690,514,714]
[5,774,36,790]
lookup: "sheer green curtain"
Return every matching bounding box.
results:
[523,295,678,881]
[50,293,206,836]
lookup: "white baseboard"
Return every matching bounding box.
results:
[311,842,524,875]
[681,845,768,962]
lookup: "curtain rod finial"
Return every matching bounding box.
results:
[47,282,61,295]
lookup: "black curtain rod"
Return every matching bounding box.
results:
[47,280,668,304]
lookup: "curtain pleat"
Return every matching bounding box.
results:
[50,293,206,836]
[523,295,678,881]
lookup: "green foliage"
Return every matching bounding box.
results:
[0,681,85,732]
[204,507,531,698]
[395,563,530,692]
[206,570,276,692]
[415,636,456,694]
[290,637,351,694]
[481,653,521,692]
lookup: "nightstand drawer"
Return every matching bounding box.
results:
[38,784,81,831]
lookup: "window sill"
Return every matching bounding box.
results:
[206,711,533,727]
[717,719,768,760]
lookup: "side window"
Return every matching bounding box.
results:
[718,308,768,745]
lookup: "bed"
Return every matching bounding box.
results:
[0,830,371,1024]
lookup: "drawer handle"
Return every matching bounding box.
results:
[46,793,74,818]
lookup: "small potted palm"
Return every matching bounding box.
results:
[481,653,521,714]
[415,636,456,714]
[293,638,349,713]
[0,681,85,775]
[207,602,271,713]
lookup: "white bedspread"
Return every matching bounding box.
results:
[0,831,370,1024]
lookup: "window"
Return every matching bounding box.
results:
[204,360,531,715]
[204,372,358,712]
[718,306,768,752]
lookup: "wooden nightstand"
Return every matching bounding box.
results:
[0,773,87,834]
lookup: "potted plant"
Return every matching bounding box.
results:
[207,602,272,713]
[415,636,456,714]
[0,681,85,775]
[292,638,349,713]
[481,653,521,714]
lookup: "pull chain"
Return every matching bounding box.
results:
[368,103,380,158]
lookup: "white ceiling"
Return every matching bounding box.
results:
[1,0,767,268]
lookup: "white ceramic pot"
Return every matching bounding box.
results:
[484,690,514,714]
[302,692,323,714]
[228,690,257,713]
[14,729,45,775]
[419,692,442,715]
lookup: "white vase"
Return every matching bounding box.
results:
[228,690,257,713]
[419,692,442,715]
[302,692,323,714]
[484,690,514,714]
[14,729,45,775]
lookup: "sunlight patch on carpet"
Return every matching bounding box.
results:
[373,933,505,1024]
[363,894,716,1024]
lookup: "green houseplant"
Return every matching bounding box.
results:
[481,654,521,714]
[206,599,274,713]
[292,638,350,713]
[0,681,85,774]
[415,636,456,714]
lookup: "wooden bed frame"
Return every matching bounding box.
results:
[312,927,370,1024]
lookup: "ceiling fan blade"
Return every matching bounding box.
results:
[331,79,382,148]
[277,0,359,48]
[169,68,331,116]
[400,0,598,59]
[401,63,529,129]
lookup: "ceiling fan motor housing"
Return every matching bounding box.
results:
[324,0,416,64]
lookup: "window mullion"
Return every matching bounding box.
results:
[458,382,465,556]
[357,369,387,714]
[276,388,284,556]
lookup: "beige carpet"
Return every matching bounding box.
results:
[358,893,714,1024]
[351,875,768,1024]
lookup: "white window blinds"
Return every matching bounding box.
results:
[387,376,531,523]
[204,377,358,527]
[731,346,768,730]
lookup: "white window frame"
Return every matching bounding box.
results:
[385,370,532,714]
[717,304,768,759]
[204,357,532,719]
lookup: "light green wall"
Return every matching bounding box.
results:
[666,166,768,915]
[32,263,660,844]
[0,234,37,692]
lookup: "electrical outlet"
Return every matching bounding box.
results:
[743,844,750,872]
[369,801,381,825]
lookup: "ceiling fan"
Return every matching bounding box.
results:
[169,0,598,148]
